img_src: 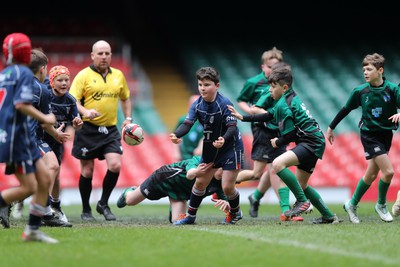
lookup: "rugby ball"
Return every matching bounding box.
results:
[122,123,144,146]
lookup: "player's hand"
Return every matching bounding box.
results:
[211,198,230,212]
[85,109,101,120]
[213,136,225,148]
[389,113,400,124]
[227,105,243,120]
[169,133,182,144]
[72,117,83,130]
[196,162,213,175]
[326,127,335,145]
[55,123,70,143]
[270,137,278,148]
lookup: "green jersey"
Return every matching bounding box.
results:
[274,88,325,159]
[148,155,226,201]
[255,90,279,131]
[174,115,203,160]
[236,72,269,105]
[343,79,400,132]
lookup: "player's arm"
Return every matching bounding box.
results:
[186,162,213,180]
[227,104,273,122]
[170,121,192,144]
[16,103,56,125]
[120,98,132,128]
[237,101,253,114]
[75,101,101,120]
[327,107,351,144]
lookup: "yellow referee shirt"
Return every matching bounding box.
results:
[70,66,130,127]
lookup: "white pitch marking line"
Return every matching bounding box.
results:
[193,227,399,266]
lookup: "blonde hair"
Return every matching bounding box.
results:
[261,47,283,64]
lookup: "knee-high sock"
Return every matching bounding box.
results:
[304,186,334,217]
[278,187,290,213]
[187,187,206,216]
[227,189,240,213]
[79,175,92,212]
[351,178,370,206]
[276,168,307,202]
[378,178,390,205]
[100,170,119,205]
[28,202,47,230]
[253,189,264,201]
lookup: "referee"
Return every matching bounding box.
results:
[69,40,133,221]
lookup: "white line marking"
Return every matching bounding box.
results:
[193,227,398,266]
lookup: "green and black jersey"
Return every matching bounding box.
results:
[274,88,325,159]
[148,155,226,201]
[237,72,269,105]
[255,90,279,131]
[343,79,400,131]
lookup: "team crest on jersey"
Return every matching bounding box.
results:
[0,129,7,143]
[383,93,391,102]
[210,116,214,124]
[372,107,382,118]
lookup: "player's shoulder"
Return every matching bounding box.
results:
[65,92,78,103]
[247,72,264,83]
[216,92,233,105]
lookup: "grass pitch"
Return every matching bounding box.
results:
[1,202,399,267]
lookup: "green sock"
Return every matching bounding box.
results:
[304,186,334,218]
[378,178,390,205]
[276,168,307,202]
[350,178,370,206]
[278,187,290,213]
[253,189,264,202]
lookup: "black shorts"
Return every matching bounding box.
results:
[251,126,286,163]
[140,166,192,201]
[291,144,319,174]
[360,130,392,160]
[72,122,123,160]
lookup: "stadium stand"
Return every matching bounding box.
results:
[2,6,400,202]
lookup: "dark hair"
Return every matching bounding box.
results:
[196,66,220,84]
[268,66,293,87]
[362,53,384,70]
[29,48,48,73]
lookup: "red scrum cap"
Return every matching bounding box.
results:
[49,65,70,88]
[2,33,32,65]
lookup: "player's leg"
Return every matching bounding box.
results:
[272,149,310,217]
[174,169,215,225]
[0,166,36,228]
[221,169,242,224]
[96,152,121,221]
[392,190,400,217]
[169,199,187,223]
[373,154,394,222]
[248,167,269,218]
[79,158,95,221]
[39,151,70,227]
[22,158,59,243]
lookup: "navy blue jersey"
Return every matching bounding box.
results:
[42,90,79,150]
[29,77,52,139]
[0,64,40,163]
[184,92,244,164]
